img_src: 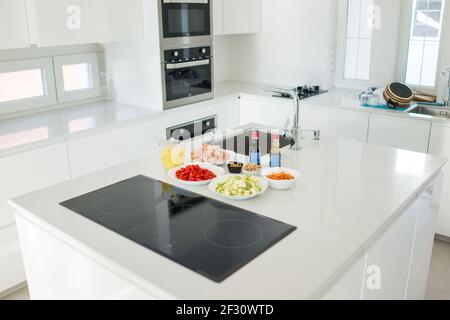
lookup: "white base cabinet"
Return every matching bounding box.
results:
[15,214,154,300]
[428,124,450,237]
[368,114,431,154]
[240,96,370,142]
[0,225,25,295]
[0,142,71,294]
[322,176,442,300]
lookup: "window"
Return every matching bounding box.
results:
[405,0,446,87]
[0,58,57,115]
[54,53,101,103]
[62,63,91,92]
[344,0,374,80]
[0,53,101,116]
[0,69,45,103]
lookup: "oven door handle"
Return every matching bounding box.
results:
[163,0,208,4]
[165,59,210,70]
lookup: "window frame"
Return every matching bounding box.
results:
[53,52,101,103]
[0,57,57,116]
[397,0,450,95]
[343,0,375,81]
[335,0,376,89]
[399,0,448,93]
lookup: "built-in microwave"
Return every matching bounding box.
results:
[162,45,214,110]
[159,0,212,46]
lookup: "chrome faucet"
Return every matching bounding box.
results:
[265,86,320,151]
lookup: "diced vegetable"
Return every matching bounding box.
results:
[266,172,295,180]
[176,165,216,182]
[215,176,263,197]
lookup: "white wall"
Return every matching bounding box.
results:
[223,0,337,89]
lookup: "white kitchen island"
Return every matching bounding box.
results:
[9,130,447,300]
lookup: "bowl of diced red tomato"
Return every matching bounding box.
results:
[168,163,225,186]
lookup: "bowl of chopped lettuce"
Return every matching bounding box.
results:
[209,175,268,201]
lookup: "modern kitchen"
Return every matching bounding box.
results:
[1,0,450,303]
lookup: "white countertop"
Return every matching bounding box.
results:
[10,134,447,299]
[1,80,449,157]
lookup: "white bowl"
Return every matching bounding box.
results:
[168,162,225,186]
[260,167,299,190]
[209,174,269,201]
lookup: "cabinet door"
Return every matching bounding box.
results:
[321,255,365,300]
[406,179,441,300]
[301,107,369,142]
[362,199,419,300]
[428,124,450,237]
[223,0,262,35]
[27,0,109,47]
[67,120,164,178]
[213,0,224,35]
[0,0,30,50]
[368,114,431,153]
[15,214,154,300]
[0,142,70,294]
[0,225,25,294]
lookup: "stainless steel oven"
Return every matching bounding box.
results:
[162,45,214,110]
[159,0,212,46]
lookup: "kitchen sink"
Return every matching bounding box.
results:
[214,129,294,156]
[406,105,450,119]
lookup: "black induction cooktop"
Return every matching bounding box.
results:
[60,175,296,283]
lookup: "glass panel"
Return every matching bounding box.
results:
[345,39,359,79]
[405,0,445,87]
[344,0,374,80]
[421,41,440,86]
[62,63,91,92]
[357,39,372,80]
[0,69,45,103]
[347,0,361,38]
[406,40,425,85]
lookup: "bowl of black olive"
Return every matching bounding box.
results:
[227,162,243,174]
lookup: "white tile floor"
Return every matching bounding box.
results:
[426,239,450,300]
[2,239,450,300]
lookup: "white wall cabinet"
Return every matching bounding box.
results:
[214,0,262,35]
[368,114,431,153]
[24,0,143,48]
[0,0,30,50]
[0,142,71,294]
[428,124,450,237]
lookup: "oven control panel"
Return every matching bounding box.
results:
[164,46,212,63]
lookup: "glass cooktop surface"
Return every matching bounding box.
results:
[60,175,296,283]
